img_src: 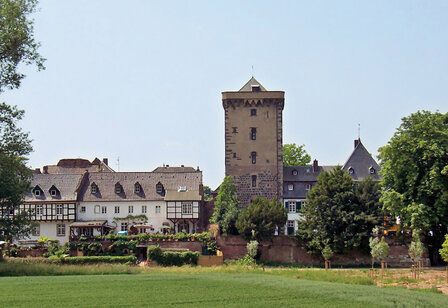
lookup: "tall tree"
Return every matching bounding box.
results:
[379,111,448,256]
[210,176,239,235]
[236,197,287,241]
[0,103,33,241]
[298,168,382,254]
[283,143,311,166]
[0,0,45,92]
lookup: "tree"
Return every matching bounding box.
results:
[0,0,45,92]
[210,176,239,235]
[283,143,311,166]
[203,185,212,201]
[379,111,448,256]
[298,168,382,254]
[236,197,287,241]
[369,236,389,266]
[0,104,33,242]
[409,230,424,265]
[439,235,448,263]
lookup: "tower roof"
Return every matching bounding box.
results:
[239,77,267,92]
[342,138,380,180]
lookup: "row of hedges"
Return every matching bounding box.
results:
[85,232,212,243]
[57,256,137,265]
[147,245,199,266]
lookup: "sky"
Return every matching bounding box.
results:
[2,0,447,189]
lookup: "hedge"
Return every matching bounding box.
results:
[58,256,137,265]
[147,245,199,266]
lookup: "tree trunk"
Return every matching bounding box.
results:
[380,261,386,277]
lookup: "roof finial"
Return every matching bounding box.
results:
[358,123,361,140]
[251,65,254,77]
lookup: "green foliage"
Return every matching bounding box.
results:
[379,111,448,248]
[0,104,33,242]
[439,234,448,262]
[146,245,199,266]
[369,237,389,262]
[299,169,382,254]
[58,256,137,265]
[210,176,239,235]
[408,230,424,263]
[0,0,45,92]
[203,185,213,201]
[321,246,333,261]
[101,231,211,243]
[236,197,287,241]
[246,240,259,259]
[282,143,311,166]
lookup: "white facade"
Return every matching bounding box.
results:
[283,199,305,235]
[25,221,70,244]
[78,201,172,234]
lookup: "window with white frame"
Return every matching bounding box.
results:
[80,206,86,213]
[288,184,294,191]
[101,206,107,214]
[142,205,147,214]
[288,201,297,213]
[34,189,41,197]
[155,205,161,214]
[114,206,120,214]
[287,220,294,228]
[121,222,128,232]
[128,205,134,214]
[56,204,63,215]
[50,189,57,197]
[31,224,40,236]
[181,202,193,215]
[36,205,43,215]
[94,205,100,214]
[305,184,311,191]
[56,224,66,237]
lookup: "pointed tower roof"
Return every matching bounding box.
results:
[342,139,380,181]
[239,77,267,92]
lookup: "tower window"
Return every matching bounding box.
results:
[251,175,257,187]
[232,127,238,133]
[250,109,257,116]
[251,151,257,164]
[233,152,237,158]
[250,127,257,140]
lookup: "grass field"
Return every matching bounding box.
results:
[0,269,447,307]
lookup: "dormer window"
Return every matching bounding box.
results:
[305,184,311,191]
[292,170,298,176]
[49,185,59,197]
[178,186,187,192]
[91,183,98,194]
[115,182,123,194]
[348,167,355,175]
[369,167,376,174]
[134,182,141,194]
[156,182,165,195]
[33,185,43,197]
[288,184,294,191]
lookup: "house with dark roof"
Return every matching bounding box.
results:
[282,138,380,235]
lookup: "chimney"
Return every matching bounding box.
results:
[102,158,108,166]
[43,166,48,174]
[34,168,41,174]
[354,139,360,148]
[313,159,318,173]
[181,164,184,167]
[196,166,200,171]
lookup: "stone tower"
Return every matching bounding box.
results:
[222,77,284,206]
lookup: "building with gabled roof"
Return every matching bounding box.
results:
[342,138,380,181]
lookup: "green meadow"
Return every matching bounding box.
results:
[0,263,447,307]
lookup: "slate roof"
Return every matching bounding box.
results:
[239,77,267,92]
[152,166,198,173]
[283,165,323,199]
[80,170,202,202]
[25,173,85,202]
[342,139,380,181]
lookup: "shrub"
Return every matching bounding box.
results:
[246,240,259,259]
[369,237,389,264]
[439,234,448,262]
[146,245,198,266]
[59,256,137,265]
[408,231,424,264]
[321,246,333,261]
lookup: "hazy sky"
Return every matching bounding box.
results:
[2,1,447,188]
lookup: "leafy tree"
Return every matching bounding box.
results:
[203,185,212,201]
[409,230,424,265]
[439,235,448,263]
[379,111,448,253]
[369,236,389,264]
[210,176,239,235]
[321,245,333,261]
[0,0,45,92]
[0,103,33,242]
[236,197,287,241]
[283,143,311,166]
[298,168,382,254]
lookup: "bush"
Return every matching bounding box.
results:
[146,245,198,266]
[439,234,448,262]
[246,240,259,259]
[59,256,137,265]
